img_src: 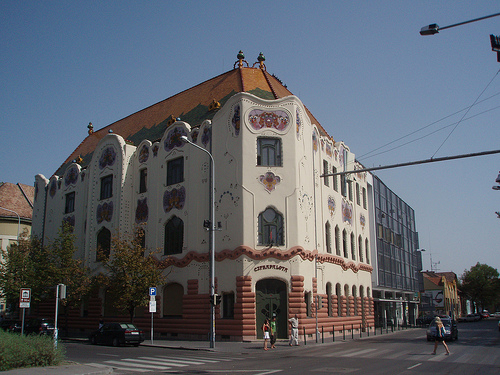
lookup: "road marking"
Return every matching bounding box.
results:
[342,348,377,357]
[385,350,411,359]
[407,363,422,370]
[323,348,366,357]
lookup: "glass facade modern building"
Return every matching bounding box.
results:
[370,175,420,327]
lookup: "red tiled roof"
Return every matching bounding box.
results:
[0,182,35,221]
[55,65,332,177]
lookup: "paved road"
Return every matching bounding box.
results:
[62,319,500,374]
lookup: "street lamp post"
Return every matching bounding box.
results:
[420,12,500,35]
[180,135,216,348]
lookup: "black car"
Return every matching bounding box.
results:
[89,322,145,347]
[426,317,458,341]
[24,318,55,336]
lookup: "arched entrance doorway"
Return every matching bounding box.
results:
[256,279,287,339]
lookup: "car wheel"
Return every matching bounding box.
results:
[112,338,120,347]
[133,343,140,347]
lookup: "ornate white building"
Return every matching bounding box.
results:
[32,53,374,340]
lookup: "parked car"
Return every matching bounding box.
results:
[89,322,144,347]
[24,318,55,336]
[426,317,458,341]
[480,311,490,319]
[0,319,22,333]
[491,312,500,318]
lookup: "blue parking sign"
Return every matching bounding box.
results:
[149,287,156,296]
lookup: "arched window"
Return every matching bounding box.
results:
[326,283,333,317]
[352,285,358,316]
[163,283,184,317]
[336,283,342,317]
[358,235,363,262]
[96,227,111,261]
[335,226,340,256]
[365,239,370,264]
[344,284,350,316]
[342,230,348,258]
[350,232,356,260]
[258,207,284,246]
[164,216,183,255]
[325,222,332,253]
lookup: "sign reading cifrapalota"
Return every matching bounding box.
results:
[254,264,288,273]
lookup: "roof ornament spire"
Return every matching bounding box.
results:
[234,50,249,69]
[252,52,266,70]
[87,122,94,135]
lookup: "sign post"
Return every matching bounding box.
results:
[149,287,156,345]
[19,288,31,335]
[54,284,66,349]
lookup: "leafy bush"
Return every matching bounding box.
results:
[0,330,65,371]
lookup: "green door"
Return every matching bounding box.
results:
[256,279,287,339]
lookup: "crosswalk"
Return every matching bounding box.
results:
[319,343,500,366]
[87,353,243,373]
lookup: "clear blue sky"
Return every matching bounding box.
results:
[1,1,499,276]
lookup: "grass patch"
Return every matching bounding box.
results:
[0,330,65,371]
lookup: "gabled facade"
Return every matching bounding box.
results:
[32,53,374,340]
[0,182,35,314]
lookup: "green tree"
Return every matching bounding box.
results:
[0,224,92,317]
[460,262,500,312]
[97,230,167,323]
[0,230,34,315]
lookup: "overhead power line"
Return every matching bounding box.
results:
[322,149,500,177]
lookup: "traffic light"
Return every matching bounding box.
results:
[210,294,222,306]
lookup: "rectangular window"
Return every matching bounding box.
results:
[65,192,75,214]
[167,157,184,186]
[348,181,353,201]
[332,167,338,192]
[139,168,147,193]
[257,138,282,166]
[323,160,329,187]
[356,183,360,206]
[341,175,347,197]
[223,293,235,319]
[362,187,367,209]
[100,175,113,200]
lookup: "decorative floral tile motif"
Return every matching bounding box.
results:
[97,201,113,223]
[163,187,186,212]
[191,129,199,143]
[164,127,187,152]
[64,166,79,187]
[312,129,318,152]
[248,109,289,131]
[99,147,116,169]
[152,144,159,157]
[342,199,352,225]
[296,108,301,139]
[135,198,148,223]
[259,171,281,192]
[138,145,149,163]
[201,127,211,147]
[328,196,336,217]
[232,104,241,136]
[49,180,57,198]
[360,213,366,230]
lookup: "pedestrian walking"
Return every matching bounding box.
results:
[431,317,450,355]
[270,315,277,349]
[289,314,299,346]
[262,318,271,350]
